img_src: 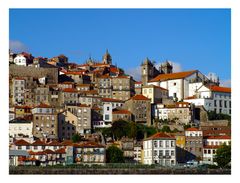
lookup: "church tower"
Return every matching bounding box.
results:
[102,49,112,65]
[141,57,154,86]
[159,60,173,74]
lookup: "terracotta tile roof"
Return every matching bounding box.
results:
[113,75,130,79]
[185,127,201,131]
[61,140,73,146]
[80,90,98,95]
[14,77,25,80]
[62,88,78,93]
[208,85,231,93]
[203,130,231,136]
[78,104,90,107]
[36,103,52,108]
[146,132,175,140]
[110,67,119,73]
[149,70,197,82]
[102,98,123,103]
[14,139,30,146]
[15,105,32,109]
[31,139,46,146]
[64,70,88,75]
[205,135,231,140]
[112,109,131,115]
[130,94,151,101]
[48,140,61,146]
[135,81,142,84]
[43,149,56,154]
[55,148,66,154]
[74,141,105,148]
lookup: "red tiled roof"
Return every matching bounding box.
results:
[102,98,123,103]
[31,139,46,146]
[98,74,111,79]
[48,140,61,146]
[63,88,78,93]
[149,70,197,82]
[130,94,151,101]
[110,67,119,73]
[74,141,105,148]
[185,127,201,131]
[135,81,142,84]
[61,140,73,146]
[64,70,88,75]
[112,109,131,115]
[146,132,175,140]
[205,135,231,140]
[14,77,25,80]
[208,85,231,93]
[78,104,90,107]
[36,103,52,108]
[43,149,56,154]
[14,139,30,146]
[113,75,130,79]
[15,105,32,109]
[55,148,66,154]
[80,90,98,95]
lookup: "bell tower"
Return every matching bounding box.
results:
[102,49,112,65]
[141,57,154,86]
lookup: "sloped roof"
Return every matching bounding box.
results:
[112,109,131,115]
[205,135,231,140]
[102,98,123,103]
[208,85,231,93]
[14,139,30,146]
[185,127,201,131]
[145,132,175,140]
[130,94,151,101]
[31,139,46,146]
[149,70,197,82]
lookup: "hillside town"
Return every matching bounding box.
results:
[9,50,231,168]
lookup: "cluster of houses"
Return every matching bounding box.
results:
[9,50,231,167]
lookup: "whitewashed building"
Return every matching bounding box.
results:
[148,70,209,101]
[154,102,193,125]
[143,132,176,166]
[142,84,168,104]
[14,54,28,66]
[9,118,33,140]
[184,85,231,115]
[202,135,231,164]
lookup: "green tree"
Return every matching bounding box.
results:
[183,124,191,130]
[161,125,171,133]
[106,145,125,163]
[111,120,129,140]
[72,133,82,143]
[214,144,231,168]
[128,121,137,139]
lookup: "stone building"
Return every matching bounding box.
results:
[65,104,92,134]
[184,127,203,161]
[34,85,50,105]
[124,94,151,126]
[111,75,135,101]
[96,75,112,98]
[32,104,59,140]
[142,84,168,104]
[58,110,78,140]
[112,109,132,122]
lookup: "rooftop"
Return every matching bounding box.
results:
[149,70,197,82]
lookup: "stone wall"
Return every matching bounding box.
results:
[9,65,58,84]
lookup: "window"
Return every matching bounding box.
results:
[171,141,175,147]
[166,141,169,147]
[154,141,158,148]
[171,150,174,156]
[173,83,176,86]
[224,101,227,108]
[165,150,169,156]
[159,150,163,156]
[107,107,110,111]
[159,141,163,147]
[105,114,109,120]
[214,100,217,107]
[154,150,157,156]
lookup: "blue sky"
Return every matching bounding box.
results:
[9,9,231,85]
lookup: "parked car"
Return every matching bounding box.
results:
[184,160,198,168]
